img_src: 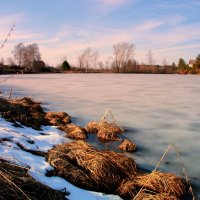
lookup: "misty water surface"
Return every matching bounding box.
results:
[1,73,200,197]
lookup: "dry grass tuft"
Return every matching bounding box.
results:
[60,123,87,139]
[135,192,181,200]
[47,140,137,193]
[85,121,99,134]
[0,97,71,130]
[117,179,138,199]
[85,110,124,141]
[117,171,189,199]
[99,121,123,134]
[118,139,136,152]
[85,120,123,141]
[0,97,47,130]
[134,171,188,198]
[97,129,120,141]
[45,111,71,126]
[0,158,68,200]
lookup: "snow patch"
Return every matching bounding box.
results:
[0,117,122,200]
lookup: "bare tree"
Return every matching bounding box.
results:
[13,43,25,67]
[98,61,104,68]
[0,57,4,65]
[105,57,112,69]
[147,49,155,66]
[93,50,98,69]
[7,57,15,66]
[84,48,92,72]
[112,42,135,73]
[162,58,168,66]
[23,43,41,69]
[78,54,84,70]
[13,43,41,69]
[78,48,99,72]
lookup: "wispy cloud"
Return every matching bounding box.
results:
[89,0,130,17]
[166,15,185,25]
[37,19,167,65]
[19,15,200,65]
[0,13,25,27]
[95,0,128,7]
[0,13,27,44]
[138,20,164,32]
[2,16,200,66]
[0,0,199,66]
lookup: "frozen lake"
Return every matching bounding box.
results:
[1,73,200,197]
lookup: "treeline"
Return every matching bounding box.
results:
[1,41,200,74]
[57,42,200,74]
[0,43,58,74]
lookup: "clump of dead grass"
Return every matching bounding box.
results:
[134,171,188,198]
[85,121,99,134]
[118,139,136,152]
[47,141,190,199]
[116,179,138,199]
[97,129,121,141]
[117,171,189,200]
[134,192,181,200]
[0,158,68,200]
[47,140,137,193]
[60,123,87,139]
[0,97,71,130]
[99,120,124,134]
[0,97,47,130]
[45,111,71,126]
[85,110,124,141]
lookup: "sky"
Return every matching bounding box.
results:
[0,0,200,66]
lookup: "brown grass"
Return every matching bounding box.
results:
[47,141,191,199]
[0,97,47,130]
[0,158,68,200]
[117,179,138,199]
[47,140,137,193]
[134,171,188,198]
[134,192,181,200]
[99,121,124,134]
[0,97,71,130]
[97,129,120,141]
[85,121,99,134]
[117,171,188,199]
[118,139,137,152]
[45,111,71,126]
[85,120,123,141]
[60,124,87,139]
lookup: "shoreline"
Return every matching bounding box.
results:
[1,69,200,76]
[0,96,122,200]
[0,98,195,199]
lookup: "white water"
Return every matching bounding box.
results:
[1,73,200,197]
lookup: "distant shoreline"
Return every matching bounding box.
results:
[1,71,200,75]
[1,63,200,75]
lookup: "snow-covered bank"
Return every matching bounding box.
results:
[0,117,122,200]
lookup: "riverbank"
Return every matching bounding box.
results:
[0,96,194,199]
[0,97,122,200]
[1,63,200,75]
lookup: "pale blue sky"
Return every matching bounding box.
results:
[0,0,200,66]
